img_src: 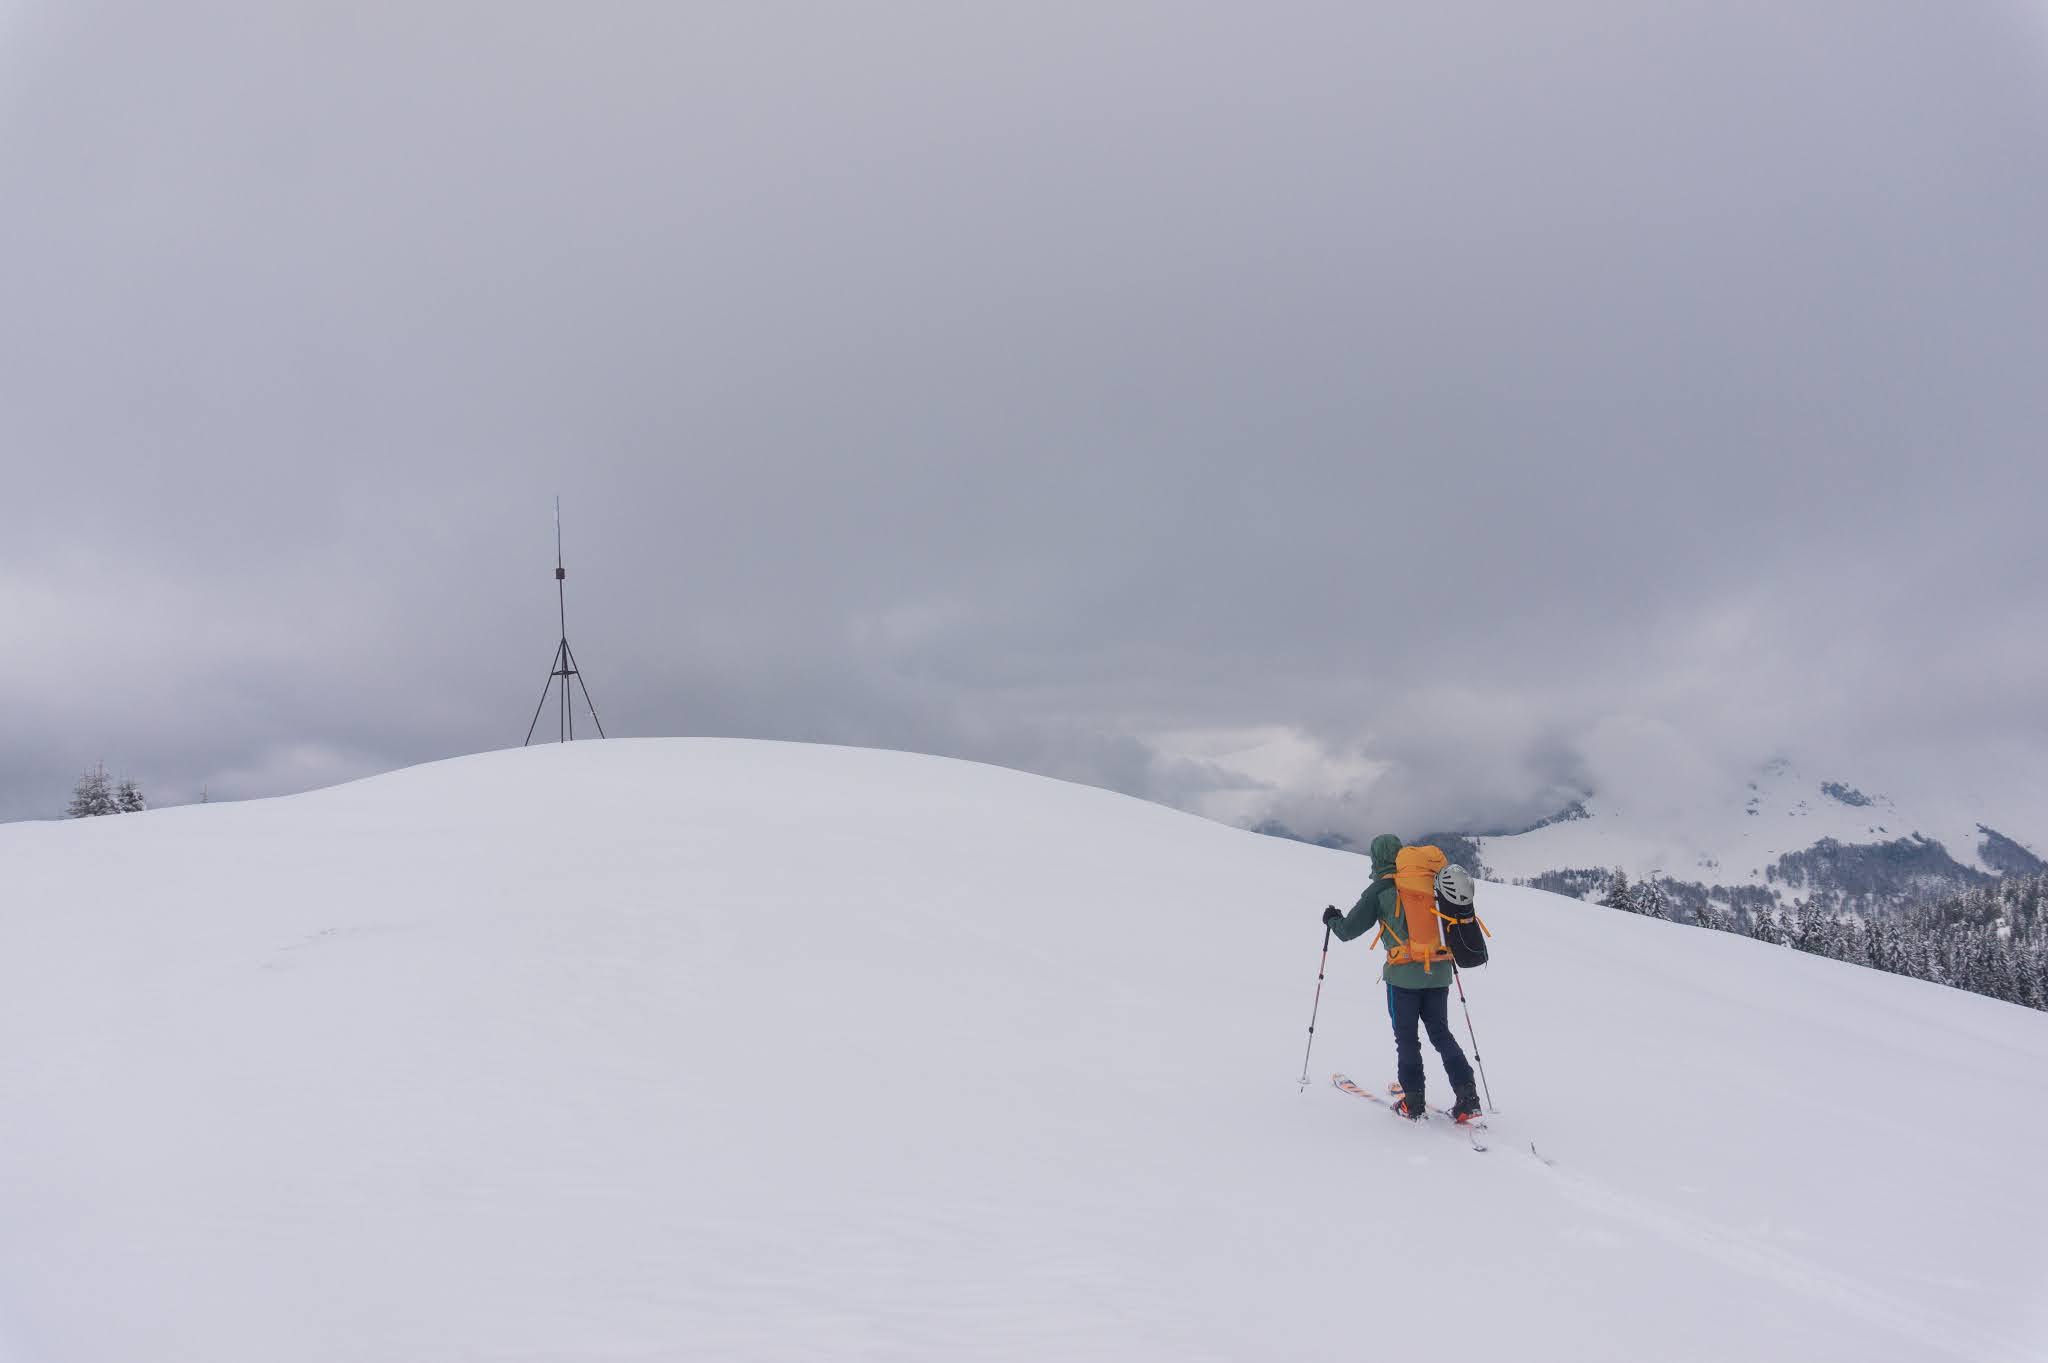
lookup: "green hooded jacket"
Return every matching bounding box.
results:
[1330,833,1453,991]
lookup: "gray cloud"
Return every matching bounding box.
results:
[4,1,2046,842]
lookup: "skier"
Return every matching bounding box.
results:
[1322,836,1482,1123]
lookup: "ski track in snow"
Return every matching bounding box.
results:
[1335,1090,2028,1363]
[1529,1152,2027,1363]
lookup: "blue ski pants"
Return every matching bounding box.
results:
[1389,982,1476,1104]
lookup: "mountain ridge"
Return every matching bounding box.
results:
[1258,757,2043,917]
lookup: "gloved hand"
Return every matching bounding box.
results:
[1321,904,1342,927]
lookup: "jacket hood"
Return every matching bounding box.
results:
[1368,834,1403,879]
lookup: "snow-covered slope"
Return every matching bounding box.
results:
[1478,756,2040,899]
[3,739,2046,1363]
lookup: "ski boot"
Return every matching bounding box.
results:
[1449,1092,1483,1125]
[1390,1092,1426,1121]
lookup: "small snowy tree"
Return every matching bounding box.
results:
[1748,909,1788,946]
[66,764,119,818]
[1793,899,1829,956]
[115,779,146,814]
[1599,868,1635,913]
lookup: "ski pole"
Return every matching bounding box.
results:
[1449,961,1494,1111]
[1297,923,1333,1088]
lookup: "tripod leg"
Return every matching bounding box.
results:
[524,643,565,746]
[563,641,607,738]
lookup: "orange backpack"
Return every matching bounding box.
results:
[1380,845,1456,974]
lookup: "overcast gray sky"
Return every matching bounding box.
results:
[4,1,2046,839]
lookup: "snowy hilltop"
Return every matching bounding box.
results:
[2,739,2045,1362]
[1475,756,2045,915]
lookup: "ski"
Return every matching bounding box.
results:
[1330,1073,1487,1151]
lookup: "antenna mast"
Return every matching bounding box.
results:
[524,496,607,745]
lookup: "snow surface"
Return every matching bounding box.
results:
[1477,755,2035,894]
[3,738,2046,1363]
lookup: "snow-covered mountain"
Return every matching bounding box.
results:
[1476,757,2045,912]
[4,739,2046,1362]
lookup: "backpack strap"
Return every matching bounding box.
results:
[1435,904,1492,937]
[1436,907,1492,938]
[1382,912,1453,973]
[1364,876,1399,952]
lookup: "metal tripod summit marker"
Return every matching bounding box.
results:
[524,497,607,746]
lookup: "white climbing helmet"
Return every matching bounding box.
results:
[1435,863,1475,907]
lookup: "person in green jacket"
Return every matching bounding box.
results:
[1321,834,1481,1122]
